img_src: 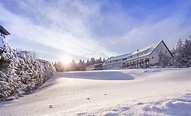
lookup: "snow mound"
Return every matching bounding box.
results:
[0,36,56,101]
[143,92,191,116]
[0,67,190,115]
[83,92,191,116]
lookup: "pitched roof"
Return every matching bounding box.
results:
[0,25,10,35]
[106,41,161,62]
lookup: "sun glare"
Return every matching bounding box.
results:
[62,55,72,65]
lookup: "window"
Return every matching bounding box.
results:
[152,57,154,59]
[122,58,127,61]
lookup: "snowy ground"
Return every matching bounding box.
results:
[0,68,191,116]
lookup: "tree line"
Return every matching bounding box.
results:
[53,57,105,72]
[171,35,191,67]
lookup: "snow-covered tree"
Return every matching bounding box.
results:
[54,61,65,72]
[182,39,191,67]
[173,36,191,67]
[0,36,55,101]
[90,57,96,65]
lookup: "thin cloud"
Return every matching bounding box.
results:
[0,1,115,61]
[0,0,191,61]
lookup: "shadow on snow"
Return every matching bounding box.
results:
[55,71,134,80]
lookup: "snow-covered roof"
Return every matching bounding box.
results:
[106,41,161,62]
[0,25,10,35]
[107,53,132,61]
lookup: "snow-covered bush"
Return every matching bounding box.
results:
[0,36,55,101]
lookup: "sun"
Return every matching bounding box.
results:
[62,55,72,65]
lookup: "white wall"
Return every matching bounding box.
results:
[149,41,172,64]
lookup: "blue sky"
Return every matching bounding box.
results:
[0,0,191,62]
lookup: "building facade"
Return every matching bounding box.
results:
[86,63,103,71]
[102,40,173,69]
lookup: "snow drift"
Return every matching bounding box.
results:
[0,68,190,116]
[0,36,55,101]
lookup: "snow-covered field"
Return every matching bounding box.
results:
[0,68,191,116]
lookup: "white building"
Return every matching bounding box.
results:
[86,63,103,71]
[102,40,173,69]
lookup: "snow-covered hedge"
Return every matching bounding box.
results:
[0,36,56,101]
